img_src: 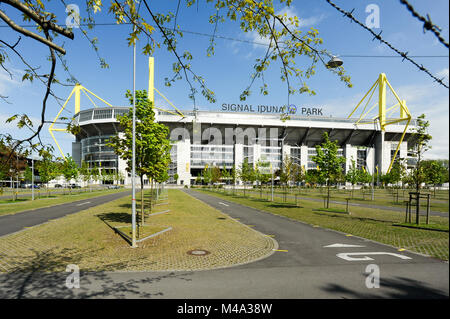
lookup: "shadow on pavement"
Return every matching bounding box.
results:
[321,274,448,299]
[0,247,193,298]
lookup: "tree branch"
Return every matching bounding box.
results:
[0,9,67,54]
[0,0,74,39]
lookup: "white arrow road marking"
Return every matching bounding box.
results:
[324,243,366,248]
[76,201,91,206]
[336,252,412,261]
[219,202,229,207]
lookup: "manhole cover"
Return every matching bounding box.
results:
[187,249,210,256]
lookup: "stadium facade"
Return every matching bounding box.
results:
[71,106,417,186]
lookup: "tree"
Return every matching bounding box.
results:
[108,90,171,224]
[305,169,321,188]
[345,159,359,198]
[0,0,352,161]
[202,165,212,186]
[294,164,306,187]
[238,158,256,196]
[423,160,448,196]
[384,158,406,187]
[61,155,79,194]
[220,165,230,185]
[211,166,222,184]
[23,165,32,183]
[91,164,100,187]
[195,174,202,185]
[409,114,432,193]
[255,160,271,185]
[36,148,59,196]
[173,173,179,185]
[312,132,345,208]
[79,160,91,191]
[279,155,295,187]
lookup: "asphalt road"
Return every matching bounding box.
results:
[0,190,131,237]
[0,188,447,299]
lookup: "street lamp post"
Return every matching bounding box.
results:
[270,162,274,201]
[131,24,137,248]
[31,155,34,201]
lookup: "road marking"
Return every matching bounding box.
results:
[218,202,229,207]
[336,252,412,261]
[324,243,365,248]
[76,201,91,206]
[273,249,288,252]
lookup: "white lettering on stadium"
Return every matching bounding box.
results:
[221,103,323,116]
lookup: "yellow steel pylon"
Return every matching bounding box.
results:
[48,84,113,160]
[148,57,184,117]
[348,73,412,173]
[50,58,184,160]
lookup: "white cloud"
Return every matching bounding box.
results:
[245,6,326,50]
[394,83,449,159]
[0,69,22,96]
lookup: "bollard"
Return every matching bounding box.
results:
[404,201,409,223]
[346,198,349,214]
[426,194,430,225]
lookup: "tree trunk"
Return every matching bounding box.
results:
[327,183,330,209]
[150,179,154,215]
[140,175,144,228]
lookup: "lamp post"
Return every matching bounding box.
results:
[31,155,34,201]
[270,162,274,201]
[131,23,137,248]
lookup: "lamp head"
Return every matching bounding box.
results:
[326,56,343,68]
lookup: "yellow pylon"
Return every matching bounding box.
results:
[348,73,412,173]
[50,58,184,160]
[48,84,112,160]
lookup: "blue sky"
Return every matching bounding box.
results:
[0,0,448,159]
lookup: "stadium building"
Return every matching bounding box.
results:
[70,103,417,186]
[50,59,417,186]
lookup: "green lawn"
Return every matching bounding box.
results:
[0,188,129,217]
[198,188,449,261]
[216,186,449,213]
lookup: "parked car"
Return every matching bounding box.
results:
[27,184,40,189]
[54,184,63,188]
[107,185,121,189]
[69,184,81,189]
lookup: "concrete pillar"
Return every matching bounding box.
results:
[234,143,244,184]
[300,145,308,171]
[253,143,261,167]
[366,146,376,175]
[345,144,357,173]
[176,139,192,185]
